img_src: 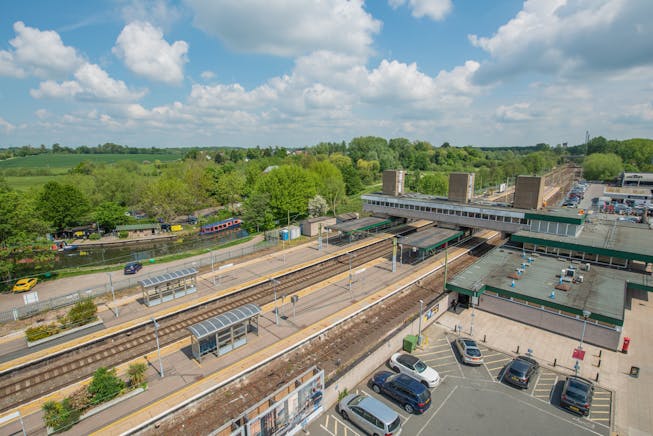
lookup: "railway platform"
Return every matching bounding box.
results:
[0,232,492,435]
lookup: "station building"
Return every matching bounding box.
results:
[363,168,653,350]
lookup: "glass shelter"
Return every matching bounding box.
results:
[188,303,261,362]
[139,267,197,307]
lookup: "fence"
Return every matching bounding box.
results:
[0,239,278,323]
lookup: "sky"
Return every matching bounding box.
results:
[1,0,652,149]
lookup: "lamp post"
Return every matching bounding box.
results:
[418,299,424,345]
[107,273,118,317]
[151,317,164,378]
[347,252,356,299]
[575,310,592,375]
[399,244,403,266]
[271,278,280,325]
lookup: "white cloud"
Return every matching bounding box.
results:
[30,63,146,102]
[9,21,83,78]
[0,117,16,133]
[469,0,653,84]
[0,50,26,78]
[201,71,215,80]
[185,0,381,57]
[389,0,453,21]
[495,103,535,122]
[30,80,82,99]
[113,21,188,84]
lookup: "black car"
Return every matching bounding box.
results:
[503,355,539,389]
[560,376,594,416]
[371,371,431,414]
[123,261,143,275]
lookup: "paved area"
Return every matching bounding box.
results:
[435,301,652,436]
[310,323,609,436]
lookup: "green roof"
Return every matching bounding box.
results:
[446,246,651,326]
[116,223,161,231]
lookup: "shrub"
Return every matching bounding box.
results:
[65,298,97,327]
[25,323,61,342]
[42,398,80,432]
[88,233,101,240]
[127,362,147,387]
[67,387,91,411]
[87,367,125,405]
[118,230,129,239]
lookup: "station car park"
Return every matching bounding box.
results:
[310,326,612,436]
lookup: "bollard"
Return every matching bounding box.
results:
[553,358,557,367]
[598,349,602,358]
[516,345,520,354]
[595,373,599,382]
[597,359,601,368]
[483,334,487,343]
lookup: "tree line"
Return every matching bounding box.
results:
[1,135,650,286]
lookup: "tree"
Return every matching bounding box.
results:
[93,202,128,232]
[37,181,90,231]
[127,362,147,387]
[308,195,329,217]
[241,192,275,232]
[87,367,125,405]
[252,165,317,222]
[214,171,246,212]
[418,173,448,196]
[310,161,346,215]
[583,153,623,181]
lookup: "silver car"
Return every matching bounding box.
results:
[454,338,484,365]
[338,393,402,436]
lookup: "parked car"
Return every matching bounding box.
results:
[454,338,484,365]
[560,376,594,416]
[123,261,143,275]
[338,393,402,436]
[370,372,431,414]
[12,277,38,292]
[503,355,539,389]
[389,353,441,388]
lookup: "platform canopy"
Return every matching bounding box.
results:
[399,228,463,252]
[138,267,197,289]
[188,303,261,340]
[327,217,392,234]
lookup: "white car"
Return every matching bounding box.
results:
[389,353,440,388]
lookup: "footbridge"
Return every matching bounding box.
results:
[362,193,586,236]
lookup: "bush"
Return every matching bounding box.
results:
[118,230,129,238]
[88,233,101,240]
[25,323,61,342]
[65,298,97,327]
[42,398,80,432]
[127,362,147,387]
[88,367,125,405]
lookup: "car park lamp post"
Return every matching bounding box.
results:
[106,273,119,318]
[575,310,592,375]
[151,317,164,378]
[418,299,424,345]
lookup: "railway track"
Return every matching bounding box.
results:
[0,237,392,412]
[143,235,504,434]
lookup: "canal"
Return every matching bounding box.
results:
[53,229,250,269]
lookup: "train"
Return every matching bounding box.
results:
[199,217,242,235]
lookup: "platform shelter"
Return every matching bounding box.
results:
[139,267,197,307]
[188,303,261,362]
[398,227,464,262]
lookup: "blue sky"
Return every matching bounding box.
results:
[1,0,652,149]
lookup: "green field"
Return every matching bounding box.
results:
[0,152,182,190]
[0,152,181,170]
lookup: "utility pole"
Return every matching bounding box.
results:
[107,273,118,317]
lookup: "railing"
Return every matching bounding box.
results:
[0,239,277,324]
